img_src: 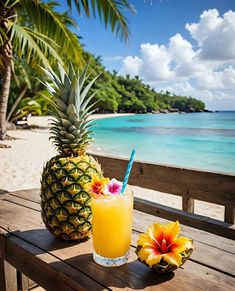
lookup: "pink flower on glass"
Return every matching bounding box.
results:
[105,178,122,194]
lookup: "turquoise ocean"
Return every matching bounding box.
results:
[92,111,235,174]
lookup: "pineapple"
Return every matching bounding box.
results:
[40,62,103,241]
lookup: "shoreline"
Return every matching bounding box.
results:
[26,113,135,128]
[0,113,226,221]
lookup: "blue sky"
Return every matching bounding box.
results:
[58,1,235,110]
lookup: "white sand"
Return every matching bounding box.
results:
[0,115,224,221]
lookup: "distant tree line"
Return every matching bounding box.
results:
[1,0,205,138]
[87,55,205,114]
[6,51,206,129]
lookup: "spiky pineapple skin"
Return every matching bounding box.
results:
[41,154,102,241]
[136,246,193,274]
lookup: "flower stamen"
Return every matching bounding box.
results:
[161,238,168,253]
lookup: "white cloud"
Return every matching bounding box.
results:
[186,10,235,60]
[119,9,235,109]
[120,56,142,76]
[168,34,197,77]
[194,66,235,90]
[140,43,173,81]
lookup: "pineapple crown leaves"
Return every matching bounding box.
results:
[40,61,102,155]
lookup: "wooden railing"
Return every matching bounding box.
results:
[93,153,235,240]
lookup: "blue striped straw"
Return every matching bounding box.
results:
[121,149,136,194]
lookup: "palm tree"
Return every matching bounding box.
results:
[0,0,134,140]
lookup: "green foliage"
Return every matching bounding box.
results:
[84,60,205,113]
[8,52,206,122]
[4,1,205,123]
[66,0,135,42]
[7,59,54,122]
[1,0,134,129]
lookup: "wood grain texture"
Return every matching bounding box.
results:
[19,274,38,291]
[3,226,235,291]
[93,153,235,208]
[0,260,18,291]
[182,197,194,213]
[5,235,107,291]
[132,211,235,277]
[0,190,235,290]
[224,207,235,224]
[134,197,235,240]
[133,210,235,253]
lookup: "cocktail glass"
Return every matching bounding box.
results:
[91,190,134,267]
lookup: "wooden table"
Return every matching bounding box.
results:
[0,189,235,291]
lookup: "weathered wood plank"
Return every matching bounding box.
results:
[0,199,157,290]
[132,212,235,277]
[182,197,194,213]
[2,221,234,291]
[20,274,30,291]
[134,197,235,240]
[1,193,41,212]
[121,255,235,291]
[1,191,235,272]
[0,260,18,291]
[5,235,108,291]
[1,195,235,285]
[8,189,235,244]
[18,273,38,291]
[3,227,235,291]
[225,207,235,224]
[93,154,235,207]
[133,210,235,254]
[0,189,41,203]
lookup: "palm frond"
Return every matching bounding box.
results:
[26,29,63,65]
[6,0,20,8]
[67,0,136,42]
[18,0,84,65]
[10,23,52,69]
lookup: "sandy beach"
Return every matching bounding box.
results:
[0,114,224,221]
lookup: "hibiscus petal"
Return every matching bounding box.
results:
[146,251,163,268]
[107,178,122,194]
[146,223,163,243]
[138,247,154,260]
[171,237,193,253]
[137,233,154,247]
[163,252,182,267]
[138,246,162,266]
[85,174,109,194]
[162,221,180,243]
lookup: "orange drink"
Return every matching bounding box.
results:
[91,191,133,266]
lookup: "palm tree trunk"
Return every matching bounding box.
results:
[0,41,12,140]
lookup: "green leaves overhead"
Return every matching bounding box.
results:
[0,0,84,72]
[19,0,84,65]
[66,0,135,42]
[10,24,62,69]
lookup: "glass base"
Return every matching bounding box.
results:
[93,250,129,267]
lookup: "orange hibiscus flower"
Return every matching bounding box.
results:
[137,221,193,268]
[85,174,109,195]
